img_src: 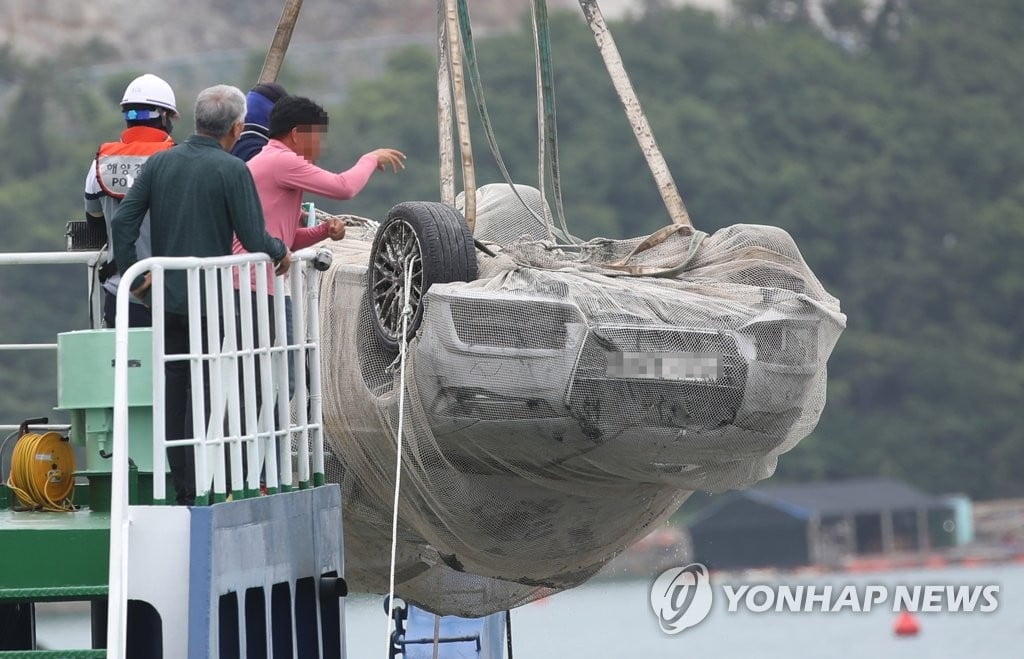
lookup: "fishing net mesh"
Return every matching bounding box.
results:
[315,188,845,617]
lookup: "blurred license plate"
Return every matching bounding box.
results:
[606,351,721,382]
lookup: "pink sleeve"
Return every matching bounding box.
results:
[291,223,331,250]
[277,152,378,200]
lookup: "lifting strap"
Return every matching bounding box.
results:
[531,0,575,242]
[442,0,477,231]
[577,0,693,227]
[436,2,457,207]
[455,0,554,240]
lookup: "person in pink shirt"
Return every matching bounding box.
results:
[235,94,404,404]
[234,94,405,288]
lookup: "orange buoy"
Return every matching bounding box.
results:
[893,611,920,637]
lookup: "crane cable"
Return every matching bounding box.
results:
[530,0,574,243]
[384,260,416,657]
[449,0,576,244]
[455,0,556,241]
[6,431,75,512]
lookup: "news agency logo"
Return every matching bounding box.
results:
[650,563,1002,635]
[720,583,1000,614]
[649,563,714,634]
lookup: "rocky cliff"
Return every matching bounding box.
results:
[0,1,725,64]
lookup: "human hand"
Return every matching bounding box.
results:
[368,148,406,172]
[130,272,152,301]
[274,251,292,276]
[326,218,346,241]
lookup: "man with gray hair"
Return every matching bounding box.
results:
[112,84,290,505]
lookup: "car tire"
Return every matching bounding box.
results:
[368,201,477,352]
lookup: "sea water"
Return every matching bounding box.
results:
[36,564,1024,657]
[346,564,1024,659]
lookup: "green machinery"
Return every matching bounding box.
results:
[57,329,163,509]
[0,328,159,655]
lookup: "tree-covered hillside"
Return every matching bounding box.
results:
[0,0,1020,498]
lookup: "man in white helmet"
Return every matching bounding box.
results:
[84,73,178,327]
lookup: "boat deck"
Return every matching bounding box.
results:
[0,508,110,601]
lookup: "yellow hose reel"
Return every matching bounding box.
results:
[6,431,76,512]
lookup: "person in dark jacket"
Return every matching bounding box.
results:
[230,82,288,162]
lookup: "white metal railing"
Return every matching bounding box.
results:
[0,250,103,267]
[107,248,329,656]
[0,251,104,433]
[0,250,105,331]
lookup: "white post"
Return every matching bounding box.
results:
[306,259,325,481]
[151,265,167,503]
[255,266,279,490]
[107,259,153,659]
[273,272,291,488]
[292,263,310,486]
[220,266,244,496]
[187,268,207,501]
[238,264,261,494]
[203,267,226,499]
[89,251,104,329]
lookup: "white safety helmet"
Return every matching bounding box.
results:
[121,74,178,117]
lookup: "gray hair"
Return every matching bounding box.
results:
[194,85,246,139]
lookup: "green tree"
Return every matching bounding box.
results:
[1,1,1022,500]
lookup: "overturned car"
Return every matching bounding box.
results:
[315,185,845,616]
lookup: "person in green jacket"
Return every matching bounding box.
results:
[112,84,290,505]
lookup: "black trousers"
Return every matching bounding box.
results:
[103,290,152,328]
[163,312,210,505]
[163,296,277,503]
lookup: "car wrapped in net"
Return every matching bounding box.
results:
[314,184,845,616]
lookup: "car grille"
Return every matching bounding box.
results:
[449,297,578,350]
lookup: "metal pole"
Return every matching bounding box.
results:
[107,259,152,659]
[258,0,305,84]
[306,261,325,484]
[220,266,244,497]
[0,251,101,265]
[292,264,310,487]
[273,273,291,489]
[187,268,207,501]
[203,268,226,500]
[151,266,167,504]
[255,267,279,491]
[238,264,261,494]
[577,0,693,227]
